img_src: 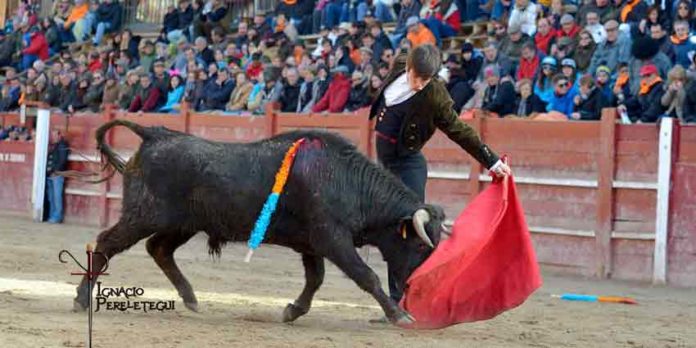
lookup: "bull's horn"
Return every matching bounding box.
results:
[412,209,434,248]
[441,223,452,235]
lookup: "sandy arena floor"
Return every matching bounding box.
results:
[0,214,694,348]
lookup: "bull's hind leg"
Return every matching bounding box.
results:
[74,221,154,311]
[146,230,199,312]
[323,237,413,326]
[283,254,325,322]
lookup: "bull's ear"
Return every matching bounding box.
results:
[398,216,413,239]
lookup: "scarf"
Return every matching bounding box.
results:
[616,72,629,89]
[620,0,640,23]
[517,55,540,81]
[671,33,689,45]
[639,77,662,95]
[535,29,556,54]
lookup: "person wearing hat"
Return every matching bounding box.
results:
[499,21,533,64]
[595,65,613,100]
[557,14,580,41]
[405,16,436,48]
[588,20,631,74]
[618,64,665,123]
[311,65,352,112]
[560,58,580,90]
[481,64,517,116]
[368,44,510,316]
[460,43,483,84]
[359,46,374,71]
[389,0,422,48]
[628,35,671,97]
[129,72,163,112]
[535,56,558,103]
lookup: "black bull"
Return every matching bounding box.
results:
[73,120,446,325]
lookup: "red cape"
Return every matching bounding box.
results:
[401,175,542,329]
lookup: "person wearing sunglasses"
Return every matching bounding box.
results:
[546,74,577,118]
[535,56,558,103]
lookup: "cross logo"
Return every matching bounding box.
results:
[58,244,110,348]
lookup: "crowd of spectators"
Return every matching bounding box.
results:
[2,0,696,124]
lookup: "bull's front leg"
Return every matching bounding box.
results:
[283,254,325,322]
[324,241,414,326]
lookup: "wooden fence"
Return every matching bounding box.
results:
[1,107,694,287]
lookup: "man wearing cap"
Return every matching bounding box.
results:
[557,14,580,41]
[368,45,511,316]
[481,64,516,116]
[619,64,665,123]
[405,16,436,47]
[499,22,533,64]
[129,72,163,112]
[390,0,422,47]
[588,20,631,74]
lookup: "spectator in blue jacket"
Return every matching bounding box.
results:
[546,74,578,118]
[200,67,235,111]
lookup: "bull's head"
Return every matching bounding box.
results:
[385,204,446,296]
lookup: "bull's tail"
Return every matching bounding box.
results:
[95,119,151,174]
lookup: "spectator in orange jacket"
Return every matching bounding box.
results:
[405,17,437,48]
[311,65,351,113]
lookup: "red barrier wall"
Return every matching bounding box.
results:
[1,107,694,287]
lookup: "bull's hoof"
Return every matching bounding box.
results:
[392,312,415,327]
[282,303,308,323]
[184,301,199,312]
[73,298,88,312]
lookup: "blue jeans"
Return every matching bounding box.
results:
[323,1,349,28]
[376,137,428,302]
[46,176,65,223]
[93,21,112,45]
[423,18,457,47]
[374,1,394,22]
[22,54,38,70]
